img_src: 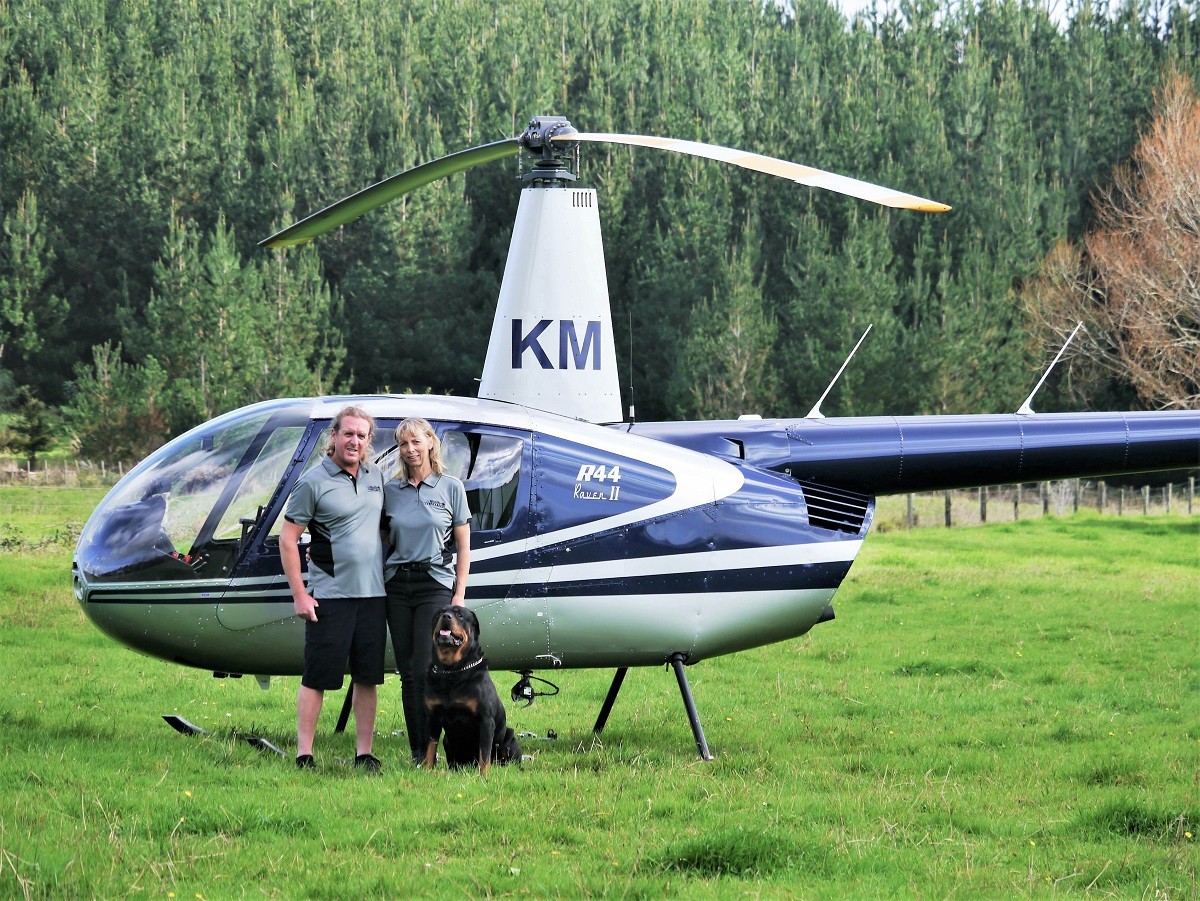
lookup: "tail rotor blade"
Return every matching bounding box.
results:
[260,138,520,248]
[560,133,950,213]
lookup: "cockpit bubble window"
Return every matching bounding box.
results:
[213,426,307,541]
[373,442,403,483]
[75,400,310,581]
[93,412,269,553]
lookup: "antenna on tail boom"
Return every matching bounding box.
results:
[1017,322,1083,416]
[805,325,873,420]
[627,310,636,423]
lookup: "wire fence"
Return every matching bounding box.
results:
[874,477,1197,531]
[0,458,130,488]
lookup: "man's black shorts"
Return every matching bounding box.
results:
[302,596,386,691]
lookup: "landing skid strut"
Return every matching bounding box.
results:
[334,683,354,733]
[592,653,714,760]
[162,715,286,756]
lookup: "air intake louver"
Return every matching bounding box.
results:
[795,480,870,535]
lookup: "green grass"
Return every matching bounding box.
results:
[0,493,1196,897]
[0,486,107,550]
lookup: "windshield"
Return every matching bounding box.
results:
[75,399,312,581]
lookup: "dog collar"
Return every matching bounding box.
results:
[430,656,485,676]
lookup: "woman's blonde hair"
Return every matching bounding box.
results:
[395,417,442,478]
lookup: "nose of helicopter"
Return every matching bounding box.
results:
[71,559,215,666]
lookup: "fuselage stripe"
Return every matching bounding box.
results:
[85,561,850,604]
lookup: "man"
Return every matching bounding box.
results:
[281,405,387,771]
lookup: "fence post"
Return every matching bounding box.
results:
[906,494,914,530]
[1143,485,1150,515]
[944,491,952,528]
[1099,481,1106,514]
[1014,484,1021,521]
[1073,479,1080,514]
[1190,477,1195,515]
[1041,482,1049,516]
[1118,487,1124,516]
[1165,484,1172,515]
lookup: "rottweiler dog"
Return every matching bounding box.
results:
[423,605,520,773]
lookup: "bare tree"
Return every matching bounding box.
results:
[1023,70,1200,410]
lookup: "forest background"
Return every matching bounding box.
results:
[1,0,1198,464]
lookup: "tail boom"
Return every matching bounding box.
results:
[625,411,1199,495]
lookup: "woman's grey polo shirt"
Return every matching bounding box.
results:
[383,472,470,589]
[284,457,386,599]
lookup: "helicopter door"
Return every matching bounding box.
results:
[436,427,543,667]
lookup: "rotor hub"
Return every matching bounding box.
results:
[518,115,579,184]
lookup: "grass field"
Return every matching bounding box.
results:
[0,488,1196,897]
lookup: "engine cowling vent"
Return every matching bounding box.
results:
[795,479,870,535]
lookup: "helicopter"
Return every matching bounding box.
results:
[72,116,1200,759]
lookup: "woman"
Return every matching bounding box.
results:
[383,417,471,765]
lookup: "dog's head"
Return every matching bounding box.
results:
[431,604,481,668]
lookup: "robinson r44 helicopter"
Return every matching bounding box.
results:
[73,116,1199,759]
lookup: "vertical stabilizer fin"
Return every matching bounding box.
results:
[479,186,621,423]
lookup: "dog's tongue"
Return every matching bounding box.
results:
[438,629,453,640]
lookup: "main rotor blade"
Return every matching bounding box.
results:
[561,133,951,213]
[259,138,521,248]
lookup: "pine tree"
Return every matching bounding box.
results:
[257,243,345,398]
[672,219,778,419]
[63,343,170,461]
[782,208,902,416]
[0,191,65,374]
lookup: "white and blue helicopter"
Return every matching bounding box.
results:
[72,117,1199,758]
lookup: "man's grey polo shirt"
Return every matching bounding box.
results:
[383,472,470,590]
[284,456,386,599]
